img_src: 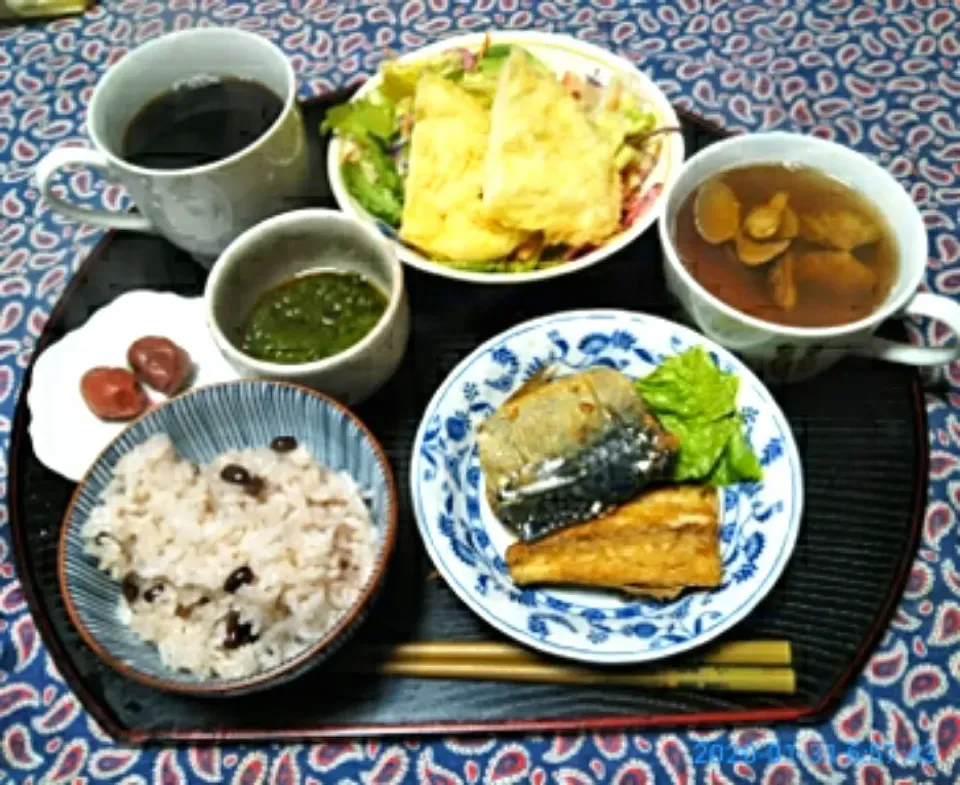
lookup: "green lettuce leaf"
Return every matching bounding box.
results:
[636,347,762,486]
[380,52,467,100]
[342,159,403,227]
[324,93,405,227]
[440,257,541,273]
[381,61,425,102]
[321,95,396,142]
[636,346,738,422]
[363,139,403,195]
[659,414,736,482]
[709,423,763,485]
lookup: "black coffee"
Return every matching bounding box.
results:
[121,77,284,170]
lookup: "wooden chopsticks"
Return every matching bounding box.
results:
[374,640,791,665]
[335,640,796,694]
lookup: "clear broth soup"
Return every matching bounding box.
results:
[674,164,899,328]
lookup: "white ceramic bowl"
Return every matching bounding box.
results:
[327,30,684,285]
[204,209,410,405]
[658,131,960,382]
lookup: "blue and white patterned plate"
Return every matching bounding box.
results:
[411,310,803,665]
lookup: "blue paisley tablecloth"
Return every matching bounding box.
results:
[2,1,959,783]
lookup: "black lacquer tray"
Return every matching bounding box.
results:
[9,89,928,743]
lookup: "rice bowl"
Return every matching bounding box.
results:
[82,434,375,680]
[58,380,396,695]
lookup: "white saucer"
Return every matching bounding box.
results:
[28,290,239,481]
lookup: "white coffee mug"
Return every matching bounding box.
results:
[35,27,308,259]
[658,131,960,383]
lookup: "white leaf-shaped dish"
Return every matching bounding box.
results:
[28,290,238,481]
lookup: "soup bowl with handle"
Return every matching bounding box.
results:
[658,131,960,383]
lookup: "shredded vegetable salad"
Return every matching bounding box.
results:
[322,38,670,273]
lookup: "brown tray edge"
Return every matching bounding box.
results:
[7,99,929,744]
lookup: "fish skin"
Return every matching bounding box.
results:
[495,417,677,541]
[477,367,678,542]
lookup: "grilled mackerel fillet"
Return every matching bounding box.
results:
[505,485,722,596]
[477,366,678,542]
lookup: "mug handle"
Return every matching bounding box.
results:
[35,147,154,232]
[854,291,960,366]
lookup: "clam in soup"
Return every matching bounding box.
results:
[674,164,899,328]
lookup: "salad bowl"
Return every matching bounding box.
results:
[327,31,684,285]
